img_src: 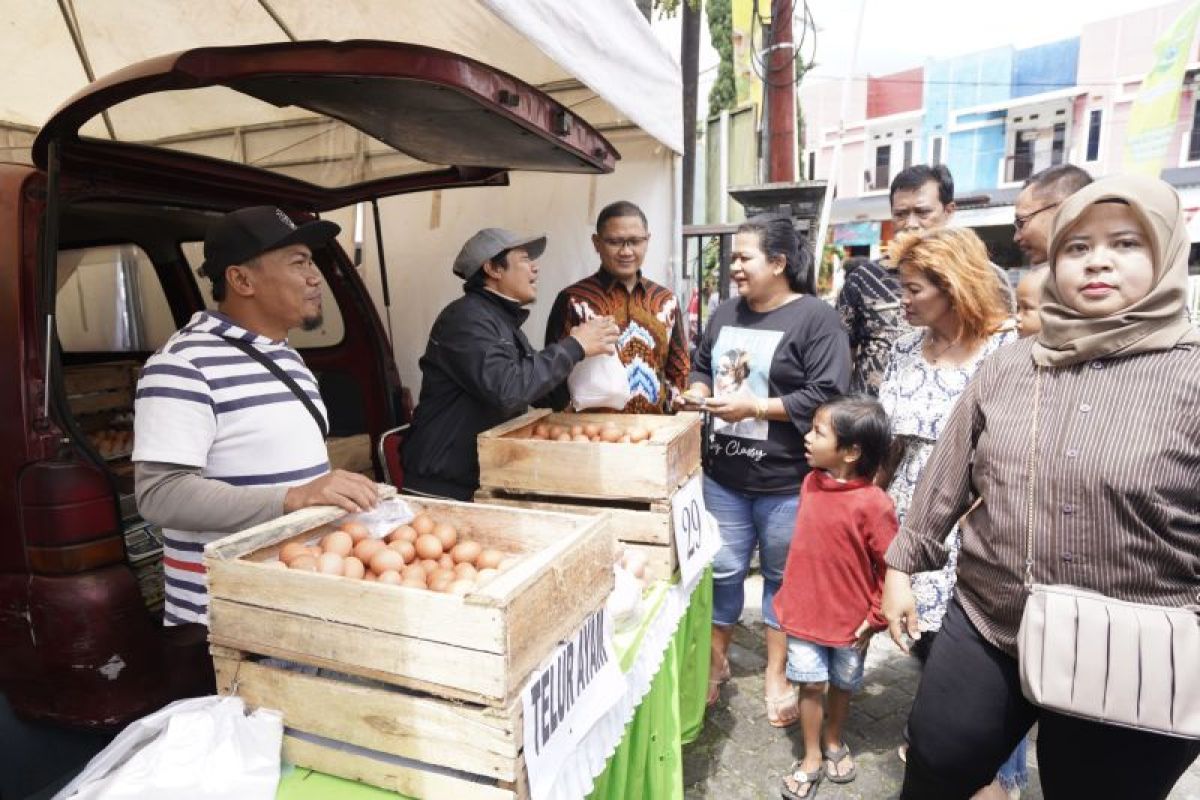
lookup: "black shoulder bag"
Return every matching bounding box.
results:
[223,338,328,440]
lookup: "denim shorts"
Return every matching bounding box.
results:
[785,636,866,692]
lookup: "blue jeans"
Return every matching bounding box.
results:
[703,475,799,629]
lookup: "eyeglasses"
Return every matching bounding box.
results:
[600,236,650,250]
[1014,202,1059,232]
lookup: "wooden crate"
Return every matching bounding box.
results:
[205,495,614,708]
[63,361,139,417]
[477,410,701,502]
[474,488,680,581]
[212,646,528,798]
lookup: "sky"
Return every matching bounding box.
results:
[800,0,1181,82]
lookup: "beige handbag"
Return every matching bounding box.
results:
[1016,367,1200,739]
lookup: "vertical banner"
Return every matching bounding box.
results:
[1122,1,1200,177]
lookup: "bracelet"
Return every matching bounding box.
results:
[754,398,768,421]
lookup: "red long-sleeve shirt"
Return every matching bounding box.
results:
[773,470,899,647]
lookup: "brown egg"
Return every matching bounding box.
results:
[288,554,317,572]
[340,521,371,542]
[433,522,459,550]
[279,542,310,564]
[342,556,366,580]
[438,553,455,570]
[589,435,601,442]
[572,434,590,442]
[391,537,420,563]
[531,431,548,440]
[600,427,622,443]
[306,545,323,559]
[570,424,584,436]
[363,571,378,582]
[414,533,443,560]
[533,423,550,438]
[629,427,650,442]
[548,425,565,439]
[476,567,499,586]
[419,558,440,574]
[619,434,631,443]
[320,530,354,557]
[267,559,288,569]
[400,564,427,583]
[353,538,386,563]
[386,525,417,544]
[454,562,477,580]
[476,548,504,570]
[317,552,345,575]
[429,570,456,593]
[376,570,402,585]
[369,548,404,575]
[451,541,483,565]
[448,579,475,596]
[583,423,601,437]
[411,514,436,536]
[401,577,428,590]
[556,432,572,442]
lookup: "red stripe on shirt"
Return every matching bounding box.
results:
[163,554,207,574]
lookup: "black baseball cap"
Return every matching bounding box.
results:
[199,206,341,279]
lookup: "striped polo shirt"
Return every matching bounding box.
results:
[132,310,329,626]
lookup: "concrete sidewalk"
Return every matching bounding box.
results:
[683,575,1200,800]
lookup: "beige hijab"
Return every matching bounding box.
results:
[1032,174,1200,367]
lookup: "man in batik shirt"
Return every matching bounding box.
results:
[542,201,689,413]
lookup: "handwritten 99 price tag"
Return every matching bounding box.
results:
[672,474,710,587]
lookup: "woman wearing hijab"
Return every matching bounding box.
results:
[880,175,1200,800]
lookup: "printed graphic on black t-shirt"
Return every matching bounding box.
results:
[711,325,783,442]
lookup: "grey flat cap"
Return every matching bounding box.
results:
[453,228,547,279]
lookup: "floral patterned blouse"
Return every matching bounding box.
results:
[878,326,1017,631]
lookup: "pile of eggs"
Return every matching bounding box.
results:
[89,428,133,458]
[525,420,652,444]
[272,513,520,595]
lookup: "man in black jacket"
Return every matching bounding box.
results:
[402,228,619,500]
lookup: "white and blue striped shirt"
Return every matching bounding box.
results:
[133,310,329,625]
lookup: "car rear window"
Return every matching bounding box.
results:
[56,244,176,352]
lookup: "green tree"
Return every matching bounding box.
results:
[706,0,736,113]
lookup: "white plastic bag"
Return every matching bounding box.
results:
[54,696,283,800]
[568,353,630,411]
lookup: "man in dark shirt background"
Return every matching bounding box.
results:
[837,164,1015,395]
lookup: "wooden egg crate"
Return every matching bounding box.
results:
[207,493,614,798]
[477,409,701,502]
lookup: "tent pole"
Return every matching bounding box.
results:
[370,199,395,347]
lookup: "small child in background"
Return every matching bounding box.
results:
[1015,266,1049,338]
[774,397,897,799]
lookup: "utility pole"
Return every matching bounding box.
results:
[681,0,700,226]
[765,0,796,182]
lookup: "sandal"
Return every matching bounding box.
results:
[780,760,823,799]
[766,686,800,728]
[706,660,732,707]
[822,743,857,784]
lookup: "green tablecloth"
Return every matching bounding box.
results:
[275,569,713,800]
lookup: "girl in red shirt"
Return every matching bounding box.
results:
[775,396,897,799]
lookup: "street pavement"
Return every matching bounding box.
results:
[683,575,1200,800]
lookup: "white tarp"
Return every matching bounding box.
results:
[2,0,681,152]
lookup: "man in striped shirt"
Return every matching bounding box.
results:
[133,206,379,627]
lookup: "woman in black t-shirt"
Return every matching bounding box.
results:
[678,216,850,726]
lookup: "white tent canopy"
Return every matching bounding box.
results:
[3,0,681,152]
[3,1,685,395]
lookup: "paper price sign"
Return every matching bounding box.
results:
[672,474,709,587]
[521,606,623,800]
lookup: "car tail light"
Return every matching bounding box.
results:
[20,458,123,574]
